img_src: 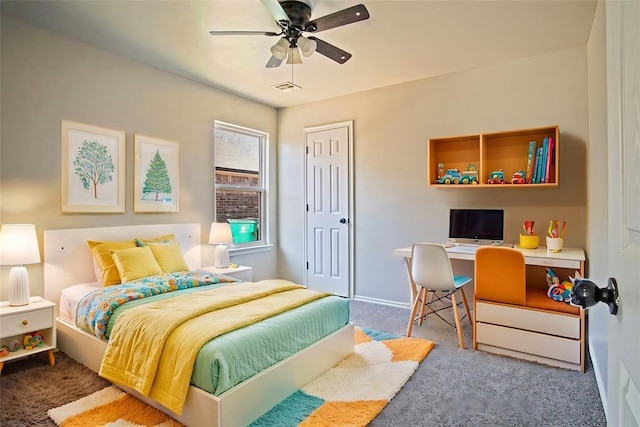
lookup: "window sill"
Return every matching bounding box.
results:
[229,243,274,256]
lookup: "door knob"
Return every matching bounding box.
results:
[339,218,348,224]
[570,277,619,315]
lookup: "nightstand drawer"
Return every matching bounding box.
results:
[0,307,53,337]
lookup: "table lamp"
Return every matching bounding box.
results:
[209,222,233,268]
[0,224,41,306]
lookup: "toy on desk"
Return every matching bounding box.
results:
[486,170,505,184]
[546,268,580,304]
[510,170,526,184]
[0,345,10,357]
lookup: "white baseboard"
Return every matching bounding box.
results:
[352,295,410,309]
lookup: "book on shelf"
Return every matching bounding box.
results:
[525,141,536,183]
[540,137,549,183]
[534,145,545,183]
[544,137,555,183]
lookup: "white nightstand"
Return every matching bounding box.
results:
[0,297,56,373]
[201,265,253,282]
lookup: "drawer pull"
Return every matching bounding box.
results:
[22,320,28,325]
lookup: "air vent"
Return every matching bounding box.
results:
[272,81,302,92]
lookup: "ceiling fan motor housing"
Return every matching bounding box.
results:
[279,1,312,28]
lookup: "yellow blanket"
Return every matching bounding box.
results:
[98,280,330,414]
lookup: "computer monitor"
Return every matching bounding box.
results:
[448,209,504,245]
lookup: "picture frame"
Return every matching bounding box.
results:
[61,120,126,213]
[134,134,179,213]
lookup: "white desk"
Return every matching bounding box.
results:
[393,244,587,371]
[393,244,585,302]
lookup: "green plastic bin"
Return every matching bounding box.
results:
[228,219,258,243]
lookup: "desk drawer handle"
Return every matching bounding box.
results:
[22,319,28,325]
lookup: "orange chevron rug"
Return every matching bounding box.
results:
[250,326,435,426]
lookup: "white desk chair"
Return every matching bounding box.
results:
[405,243,472,349]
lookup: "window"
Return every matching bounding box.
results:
[214,121,267,247]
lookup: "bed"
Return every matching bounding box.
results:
[43,223,354,427]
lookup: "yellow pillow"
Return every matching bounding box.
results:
[88,239,137,286]
[148,242,189,273]
[110,246,162,283]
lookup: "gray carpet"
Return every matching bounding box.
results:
[350,299,606,427]
[0,300,606,426]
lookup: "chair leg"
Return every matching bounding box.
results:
[406,287,425,337]
[451,291,465,349]
[460,288,472,326]
[418,289,428,326]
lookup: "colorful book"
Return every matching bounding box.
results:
[531,148,540,183]
[544,137,554,183]
[534,146,544,183]
[540,137,548,183]
[525,141,536,183]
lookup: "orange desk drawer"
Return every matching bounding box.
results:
[475,301,580,339]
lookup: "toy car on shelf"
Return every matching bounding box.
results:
[510,170,526,184]
[436,168,462,184]
[461,170,479,184]
[486,170,505,184]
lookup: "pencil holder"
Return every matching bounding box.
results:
[519,234,539,249]
[546,237,564,253]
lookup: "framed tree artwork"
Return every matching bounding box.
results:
[134,134,179,213]
[61,120,126,213]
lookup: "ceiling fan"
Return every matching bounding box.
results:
[209,0,370,68]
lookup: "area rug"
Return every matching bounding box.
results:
[47,386,184,427]
[48,327,434,427]
[250,326,435,426]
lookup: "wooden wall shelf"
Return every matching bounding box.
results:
[428,125,559,187]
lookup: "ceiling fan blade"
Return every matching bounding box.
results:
[266,55,284,68]
[307,37,352,64]
[260,0,290,24]
[305,4,369,33]
[209,30,280,36]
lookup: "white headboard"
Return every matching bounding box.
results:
[44,223,201,307]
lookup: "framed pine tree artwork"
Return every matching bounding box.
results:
[61,120,126,213]
[134,134,179,213]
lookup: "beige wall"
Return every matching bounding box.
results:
[279,47,591,305]
[0,17,279,299]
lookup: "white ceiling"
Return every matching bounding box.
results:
[1,0,597,109]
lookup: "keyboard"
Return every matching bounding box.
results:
[446,245,480,254]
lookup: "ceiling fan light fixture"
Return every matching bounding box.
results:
[297,36,317,57]
[286,47,302,64]
[270,37,289,60]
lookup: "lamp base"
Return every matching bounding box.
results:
[8,266,30,306]
[214,245,230,268]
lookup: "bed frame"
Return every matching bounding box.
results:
[43,223,354,427]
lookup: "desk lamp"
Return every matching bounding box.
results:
[209,222,233,268]
[0,224,41,306]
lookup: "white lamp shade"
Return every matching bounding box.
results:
[297,36,317,57]
[208,222,233,245]
[286,47,302,64]
[270,38,289,61]
[0,224,40,306]
[0,224,41,265]
[209,222,233,268]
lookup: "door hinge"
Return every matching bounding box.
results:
[306,204,309,211]
[306,146,309,154]
[306,262,309,270]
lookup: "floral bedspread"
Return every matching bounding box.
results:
[77,270,236,339]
